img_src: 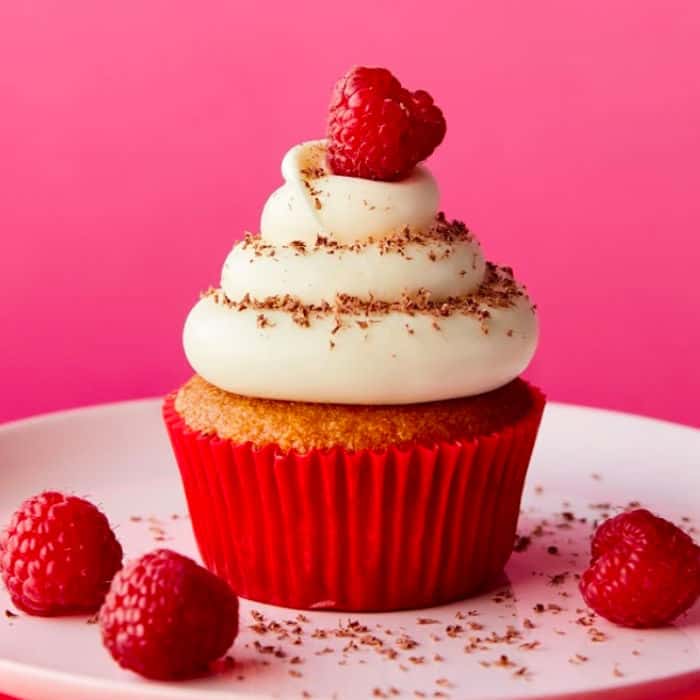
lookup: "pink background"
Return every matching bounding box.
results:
[1,0,699,428]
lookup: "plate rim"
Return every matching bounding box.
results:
[1,656,698,700]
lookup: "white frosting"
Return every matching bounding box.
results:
[183,140,539,405]
[221,236,486,305]
[184,294,538,405]
[260,140,439,245]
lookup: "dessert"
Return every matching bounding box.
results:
[164,66,544,611]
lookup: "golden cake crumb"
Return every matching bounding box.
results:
[173,375,535,452]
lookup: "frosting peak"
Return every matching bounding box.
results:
[260,140,440,245]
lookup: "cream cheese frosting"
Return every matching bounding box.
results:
[260,140,440,245]
[183,140,538,405]
[221,227,486,305]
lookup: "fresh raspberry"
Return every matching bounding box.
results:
[580,509,700,628]
[327,66,446,181]
[0,491,122,616]
[100,549,239,680]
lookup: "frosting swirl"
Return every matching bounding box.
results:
[261,140,439,245]
[183,141,538,405]
[222,220,485,305]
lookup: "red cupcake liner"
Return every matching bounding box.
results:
[162,384,545,612]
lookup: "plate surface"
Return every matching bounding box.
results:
[0,399,698,700]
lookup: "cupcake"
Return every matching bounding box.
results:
[164,67,544,611]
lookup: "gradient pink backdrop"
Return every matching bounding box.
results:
[1,0,699,428]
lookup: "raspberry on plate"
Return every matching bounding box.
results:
[0,491,123,616]
[327,66,446,181]
[100,549,239,680]
[580,508,700,628]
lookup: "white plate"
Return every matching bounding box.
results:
[0,400,698,700]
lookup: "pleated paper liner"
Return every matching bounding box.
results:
[163,384,545,612]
